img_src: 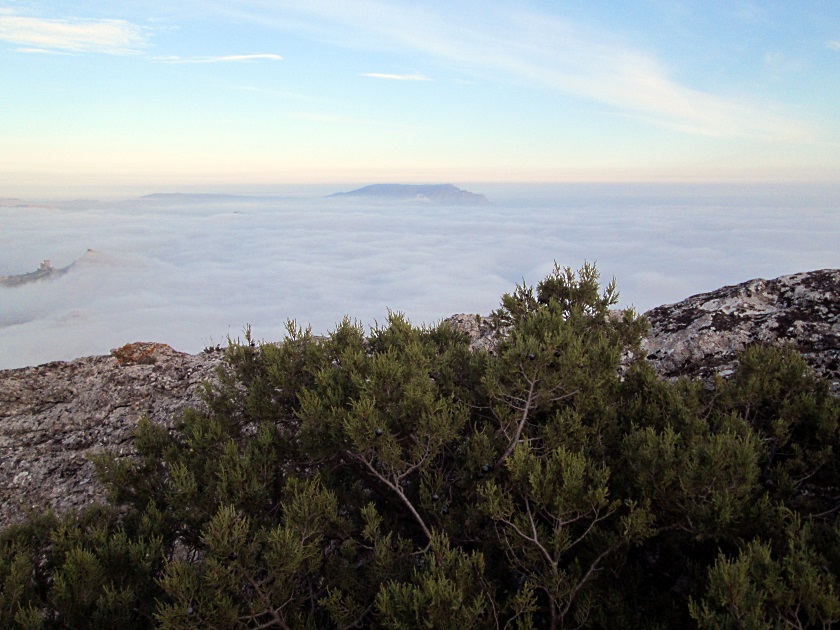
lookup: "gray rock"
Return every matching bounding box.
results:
[642,269,840,393]
[443,313,500,353]
[0,343,223,528]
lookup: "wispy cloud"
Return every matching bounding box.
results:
[361,72,430,81]
[12,47,74,55]
[217,1,817,142]
[829,41,840,50]
[0,13,147,54]
[156,53,282,63]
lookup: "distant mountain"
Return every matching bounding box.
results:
[329,184,490,206]
[0,198,54,209]
[139,193,264,203]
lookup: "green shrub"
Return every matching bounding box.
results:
[2,263,838,628]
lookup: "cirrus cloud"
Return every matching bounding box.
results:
[361,72,431,81]
[155,53,283,63]
[218,1,819,142]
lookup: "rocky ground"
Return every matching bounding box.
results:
[1,270,838,529]
[0,343,224,528]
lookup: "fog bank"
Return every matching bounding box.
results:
[1,183,838,369]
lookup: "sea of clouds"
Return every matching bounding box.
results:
[1,182,838,369]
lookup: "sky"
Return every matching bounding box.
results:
[1,1,839,189]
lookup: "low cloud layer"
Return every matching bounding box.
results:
[1,183,838,369]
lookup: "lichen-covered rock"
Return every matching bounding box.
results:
[0,344,223,527]
[110,341,164,365]
[643,269,840,392]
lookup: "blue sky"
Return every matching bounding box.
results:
[1,1,838,188]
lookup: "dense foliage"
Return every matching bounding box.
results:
[2,263,840,628]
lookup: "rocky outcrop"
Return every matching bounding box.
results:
[0,343,224,528]
[0,259,67,288]
[0,249,102,288]
[1,269,838,529]
[443,313,500,353]
[643,269,840,392]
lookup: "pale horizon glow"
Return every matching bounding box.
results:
[1,1,839,185]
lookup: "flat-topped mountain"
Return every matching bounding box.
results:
[329,183,490,205]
